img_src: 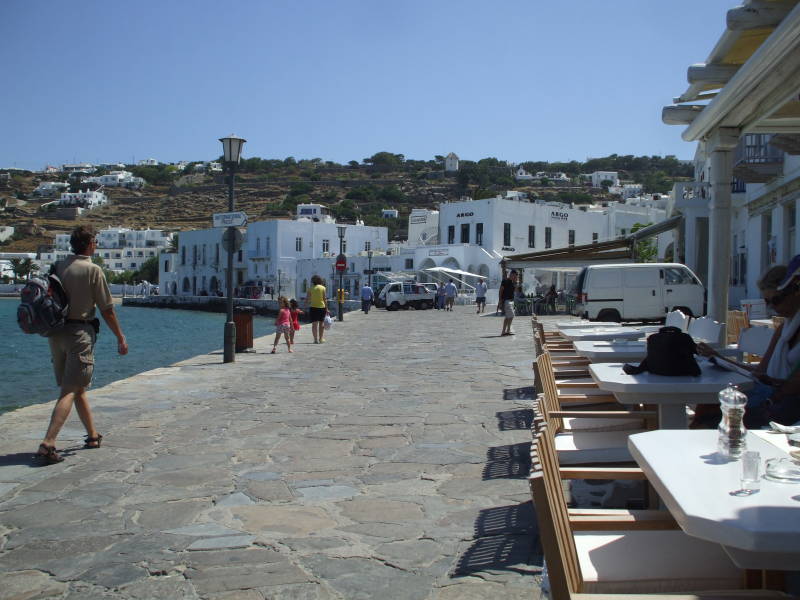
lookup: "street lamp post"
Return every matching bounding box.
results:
[337,225,346,322]
[367,249,373,289]
[220,134,246,364]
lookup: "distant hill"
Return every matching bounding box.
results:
[0,153,692,252]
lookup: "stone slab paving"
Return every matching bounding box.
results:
[0,306,547,599]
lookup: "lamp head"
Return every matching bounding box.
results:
[337,225,346,239]
[219,134,246,164]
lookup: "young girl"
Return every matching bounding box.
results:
[289,298,303,345]
[272,297,293,354]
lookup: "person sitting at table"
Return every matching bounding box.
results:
[696,260,800,428]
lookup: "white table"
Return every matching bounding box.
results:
[750,318,774,328]
[629,429,800,570]
[588,360,753,429]
[558,327,645,342]
[573,340,647,363]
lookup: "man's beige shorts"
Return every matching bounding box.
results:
[503,300,516,319]
[48,324,95,391]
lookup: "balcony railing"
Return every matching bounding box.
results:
[733,134,784,183]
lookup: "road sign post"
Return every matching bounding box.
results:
[213,211,248,228]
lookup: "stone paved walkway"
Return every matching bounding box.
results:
[0,306,547,599]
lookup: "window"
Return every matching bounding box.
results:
[215,244,220,264]
[461,223,470,244]
[621,228,627,236]
[295,237,302,252]
[476,223,483,246]
[181,247,186,265]
[447,225,455,245]
[164,260,169,272]
[256,238,260,254]
[568,230,575,245]
[364,241,371,251]
[545,227,552,249]
[503,223,511,247]
[202,245,206,265]
[664,267,696,285]
[592,232,598,244]
[405,258,414,269]
[528,226,535,248]
[237,250,242,262]
[130,262,136,268]
[322,239,330,253]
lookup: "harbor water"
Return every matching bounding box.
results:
[0,299,275,414]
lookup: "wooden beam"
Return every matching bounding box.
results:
[687,63,740,85]
[727,1,796,31]
[662,104,705,125]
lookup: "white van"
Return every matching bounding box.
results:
[571,263,705,322]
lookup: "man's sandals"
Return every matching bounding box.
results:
[84,434,103,449]
[35,444,64,464]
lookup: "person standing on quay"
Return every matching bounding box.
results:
[271,296,294,353]
[436,282,446,310]
[499,270,518,336]
[306,274,329,343]
[360,282,374,314]
[475,279,487,314]
[289,298,303,345]
[36,225,128,464]
[444,279,457,311]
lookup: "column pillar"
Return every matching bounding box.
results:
[706,128,740,333]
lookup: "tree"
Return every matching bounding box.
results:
[631,223,657,263]
[136,256,159,283]
[363,152,404,172]
[9,257,37,282]
[600,179,614,190]
[167,233,179,253]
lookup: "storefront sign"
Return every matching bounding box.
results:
[428,249,449,256]
[456,212,474,218]
[551,211,569,221]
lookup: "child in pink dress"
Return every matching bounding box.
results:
[271,297,293,353]
[289,298,303,346]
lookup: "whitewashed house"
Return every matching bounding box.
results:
[444,153,459,172]
[514,166,535,181]
[56,190,107,209]
[83,171,145,189]
[381,209,399,219]
[32,181,69,197]
[589,171,620,188]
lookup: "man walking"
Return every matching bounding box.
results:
[36,225,128,464]
[360,282,374,314]
[475,279,487,314]
[436,282,446,310]
[444,279,457,311]
[499,270,518,336]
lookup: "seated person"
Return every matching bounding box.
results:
[698,262,800,428]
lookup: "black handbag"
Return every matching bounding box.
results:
[623,326,701,376]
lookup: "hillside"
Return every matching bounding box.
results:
[0,153,692,253]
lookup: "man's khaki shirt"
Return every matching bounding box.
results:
[56,255,113,320]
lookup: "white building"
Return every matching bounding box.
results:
[444,152,459,172]
[381,209,399,219]
[0,226,14,243]
[589,171,620,188]
[515,166,535,181]
[43,227,172,274]
[535,171,570,183]
[56,190,107,209]
[609,182,643,199]
[138,158,159,166]
[83,171,145,189]
[32,181,69,197]
[62,163,95,173]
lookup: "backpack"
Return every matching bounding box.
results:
[623,326,701,377]
[17,270,70,337]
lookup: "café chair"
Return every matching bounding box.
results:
[529,425,787,599]
[727,310,750,345]
[665,309,691,332]
[687,317,724,346]
[737,326,774,364]
[534,331,590,370]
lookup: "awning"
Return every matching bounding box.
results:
[424,266,487,279]
[503,216,682,269]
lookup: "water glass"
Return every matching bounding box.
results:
[740,451,761,492]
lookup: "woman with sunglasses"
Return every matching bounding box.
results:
[696,262,800,427]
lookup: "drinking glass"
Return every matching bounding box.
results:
[740,451,761,492]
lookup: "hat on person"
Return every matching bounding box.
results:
[777,254,800,290]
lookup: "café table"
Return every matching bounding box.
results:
[750,318,774,328]
[628,429,800,570]
[558,327,646,342]
[588,360,753,429]
[573,340,646,363]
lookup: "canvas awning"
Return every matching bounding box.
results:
[502,215,682,270]
[423,266,487,279]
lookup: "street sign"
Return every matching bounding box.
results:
[364,269,375,275]
[213,211,248,228]
[222,228,244,253]
[335,253,347,272]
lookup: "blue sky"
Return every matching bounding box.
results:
[1,0,734,170]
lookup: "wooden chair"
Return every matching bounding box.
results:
[534,318,575,350]
[727,310,750,345]
[665,309,691,332]
[528,425,786,599]
[772,315,785,329]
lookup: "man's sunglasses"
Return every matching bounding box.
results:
[766,285,797,306]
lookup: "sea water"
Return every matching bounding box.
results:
[0,299,275,414]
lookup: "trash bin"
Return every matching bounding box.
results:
[233,306,255,352]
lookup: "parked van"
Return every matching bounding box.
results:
[571,263,705,322]
[375,280,436,310]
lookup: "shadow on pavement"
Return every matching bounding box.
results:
[482,442,531,480]
[496,409,533,431]
[452,501,542,577]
